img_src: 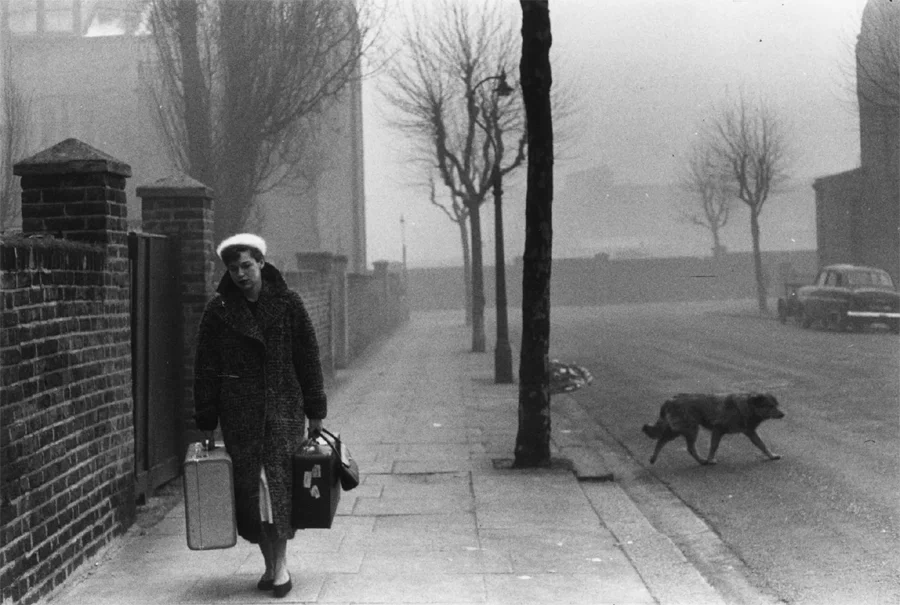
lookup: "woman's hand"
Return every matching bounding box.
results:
[308,418,324,433]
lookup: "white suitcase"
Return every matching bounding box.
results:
[183,441,237,550]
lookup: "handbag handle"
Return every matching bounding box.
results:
[307,427,350,470]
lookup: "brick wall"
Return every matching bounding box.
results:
[346,264,409,359]
[0,237,135,605]
[347,272,378,357]
[284,269,334,377]
[0,139,135,605]
[136,176,216,439]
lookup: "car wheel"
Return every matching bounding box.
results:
[799,307,812,329]
[827,312,847,332]
[777,299,787,324]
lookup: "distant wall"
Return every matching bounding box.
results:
[407,250,819,311]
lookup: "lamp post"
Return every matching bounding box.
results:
[492,162,514,383]
[400,214,407,275]
[473,70,515,384]
[400,214,410,321]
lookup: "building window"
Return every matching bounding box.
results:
[4,0,80,35]
[6,0,39,33]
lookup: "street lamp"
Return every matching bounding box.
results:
[473,70,515,384]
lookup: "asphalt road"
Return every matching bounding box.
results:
[545,300,899,605]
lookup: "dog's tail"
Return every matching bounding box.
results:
[642,421,664,439]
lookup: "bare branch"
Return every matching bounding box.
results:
[678,138,733,255]
[380,0,523,214]
[145,0,381,241]
[707,94,790,217]
[1,42,31,232]
[857,1,899,111]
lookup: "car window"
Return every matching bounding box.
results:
[824,271,839,286]
[845,270,894,288]
[815,272,827,286]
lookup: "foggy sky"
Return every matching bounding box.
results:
[362,0,870,268]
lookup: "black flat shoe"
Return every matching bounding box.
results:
[257,577,274,591]
[273,576,292,598]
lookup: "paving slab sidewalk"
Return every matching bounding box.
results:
[43,310,732,605]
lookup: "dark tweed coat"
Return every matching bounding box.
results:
[193,263,327,543]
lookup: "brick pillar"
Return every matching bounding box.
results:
[372,259,391,308]
[136,174,216,438]
[296,251,337,375]
[372,260,390,335]
[372,260,389,298]
[331,255,349,369]
[14,137,135,522]
[294,252,350,369]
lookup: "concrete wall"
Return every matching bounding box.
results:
[406,250,820,311]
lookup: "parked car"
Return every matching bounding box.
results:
[787,264,900,333]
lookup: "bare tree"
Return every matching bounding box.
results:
[707,95,790,313]
[145,0,375,244]
[856,0,899,215]
[381,0,527,353]
[856,0,899,112]
[0,41,30,232]
[679,141,732,258]
[428,175,473,325]
[514,0,553,469]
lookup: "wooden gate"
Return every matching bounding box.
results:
[129,232,182,503]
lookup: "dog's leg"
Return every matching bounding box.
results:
[745,430,781,461]
[684,430,710,466]
[706,430,724,465]
[649,433,677,464]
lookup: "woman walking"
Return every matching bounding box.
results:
[193,233,327,598]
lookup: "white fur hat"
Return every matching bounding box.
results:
[216,233,267,260]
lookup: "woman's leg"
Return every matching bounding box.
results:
[258,527,275,582]
[273,536,289,584]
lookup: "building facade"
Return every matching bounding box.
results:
[813,0,899,281]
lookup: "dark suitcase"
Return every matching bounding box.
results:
[183,440,237,550]
[291,435,341,529]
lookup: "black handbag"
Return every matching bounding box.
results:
[314,428,360,491]
[291,433,341,529]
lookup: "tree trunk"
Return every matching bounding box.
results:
[750,209,768,313]
[216,3,261,244]
[175,0,213,187]
[459,218,473,326]
[514,0,553,469]
[711,226,723,258]
[469,202,486,352]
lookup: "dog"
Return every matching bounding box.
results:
[642,392,785,465]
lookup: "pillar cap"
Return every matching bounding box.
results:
[14,138,132,177]
[137,173,214,198]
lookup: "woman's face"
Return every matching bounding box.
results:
[226,250,264,298]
